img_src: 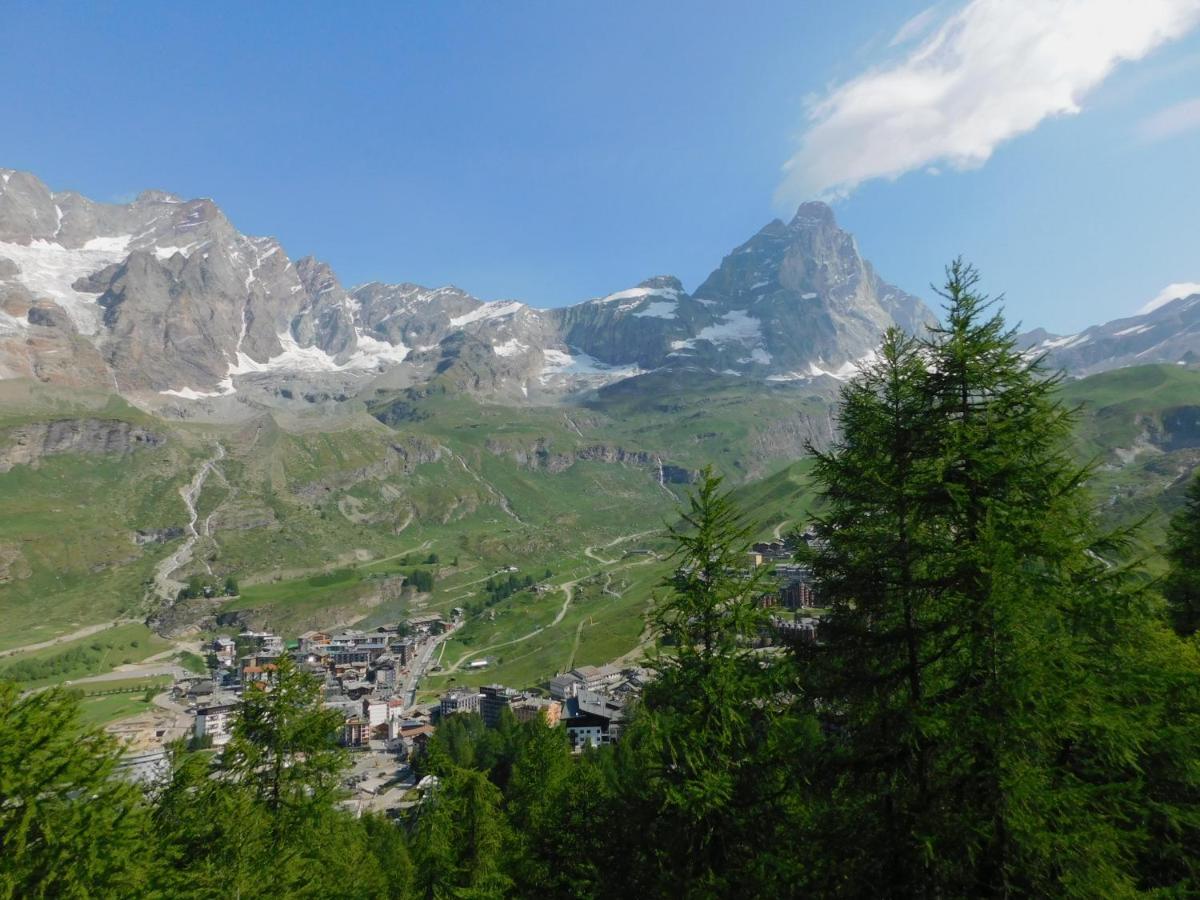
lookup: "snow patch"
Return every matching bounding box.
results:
[677,309,764,349]
[493,338,527,357]
[540,348,643,381]
[160,376,236,400]
[596,286,680,304]
[0,235,133,334]
[1113,323,1152,337]
[154,243,200,260]
[632,300,678,319]
[449,300,524,328]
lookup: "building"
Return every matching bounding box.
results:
[407,614,445,636]
[239,631,283,655]
[548,673,582,701]
[569,664,623,693]
[364,697,390,737]
[390,637,417,665]
[775,565,817,610]
[512,697,562,727]
[212,637,236,667]
[194,698,239,746]
[562,692,625,750]
[772,615,820,646]
[341,717,369,748]
[298,630,331,653]
[332,648,373,667]
[439,690,482,719]
[479,684,520,727]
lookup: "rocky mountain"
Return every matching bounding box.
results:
[0,168,934,406]
[1027,287,1200,377]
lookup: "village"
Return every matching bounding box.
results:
[100,540,822,814]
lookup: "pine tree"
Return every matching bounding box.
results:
[411,766,512,898]
[621,468,813,897]
[220,653,347,836]
[801,260,1200,896]
[1163,472,1200,636]
[0,684,154,898]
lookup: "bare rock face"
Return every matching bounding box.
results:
[0,418,165,472]
[1,167,938,405]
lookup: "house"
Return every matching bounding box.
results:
[407,614,445,636]
[479,684,520,727]
[298,630,331,653]
[193,697,239,746]
[512,697,562,727]
[239,631,284,656]
[439,690,482,719]
[212,637,236,667]
[241,663,278,688]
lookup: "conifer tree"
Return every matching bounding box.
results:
[0,684,153,899]
[1163,472,1200,636]
[621,468,812,897]
[802,260,1200,896]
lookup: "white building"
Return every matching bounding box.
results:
[193,698,239,746]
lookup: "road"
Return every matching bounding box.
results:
[64,663,190,687]
[0,619,137,658]
[397,628,454,711]
[584,530,657,565]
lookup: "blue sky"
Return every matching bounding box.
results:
[4,1,1200,333]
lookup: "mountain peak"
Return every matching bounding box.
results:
[636,275,684,293]
[789,201,837,229]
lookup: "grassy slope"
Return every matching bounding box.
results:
[3,364,1197,692]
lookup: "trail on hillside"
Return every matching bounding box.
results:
[446,537,663,673]
[151,444,225,603]
[584,529,657,565]
[772,519,790,541]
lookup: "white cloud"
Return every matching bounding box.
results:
[889,5,942,48]
[1136,96,1200,142]
[778,0,1200,202]
[1140,281,1200,314]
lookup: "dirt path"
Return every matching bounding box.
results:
[772,519,790,541]
[0,619,137,659]
[584,529,657,565]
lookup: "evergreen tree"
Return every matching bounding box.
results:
[411,767,512,898]
[0,684,154,898]
[220,654,347,837]
[620,468,813,897]
[803,260,1200,896]
[1163,472,1200,636]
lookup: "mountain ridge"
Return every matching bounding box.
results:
[0,167,933,410]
